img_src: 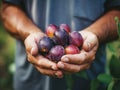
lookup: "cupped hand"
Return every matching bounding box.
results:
[24,32,63,78]
[57,30,99,73]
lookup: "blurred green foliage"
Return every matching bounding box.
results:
[0,21,15,90]
[0,1,15,89]
[90,17,120,90]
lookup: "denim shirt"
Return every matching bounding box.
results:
[3,0,120,90]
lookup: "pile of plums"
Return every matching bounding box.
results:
[38,24,83,62]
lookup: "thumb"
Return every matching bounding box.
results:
[82,32,98,52]
[31,43,38,55]
[24,36,39,56]
[30,32,46,55]
[82,39,93,52]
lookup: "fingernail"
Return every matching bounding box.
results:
[62,57,69,62]
[58,62,64,68]
[31,47,36,55]
[55,72,63,78]
[51,66,57,70]
[31,48,34,54]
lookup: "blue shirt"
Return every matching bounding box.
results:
[3,0,120,90]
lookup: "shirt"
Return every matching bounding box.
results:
[3,0,120,90]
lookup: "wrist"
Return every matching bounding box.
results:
[84,26,102,44]
[17,23,44,41]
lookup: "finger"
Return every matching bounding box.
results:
[82,32,98,51]
[27,52,38,64]
[55,71,64,78]
[24,36,38,55]
[57,61,90,73]
[61,53,86,64]
[24,32,45,56]
[35,66,63,78]
[61,51,92,64]
[27,53,58,70]
[37,55,58,70]
[31,43,38,55]
[79,31,99,51]
[61,45,97,65]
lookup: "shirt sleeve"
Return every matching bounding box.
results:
[3,0,22,6]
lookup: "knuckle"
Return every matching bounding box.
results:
[36,66,56,77]
[38,60,42,65]
[78,53,86,64]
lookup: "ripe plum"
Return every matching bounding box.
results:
[65,44,80,54]
[69,31,83,48]
[38,36,55,54]
[48,45,65,62]
[59,24,71,33]
[54,29,69,46]
[46,24,58,38]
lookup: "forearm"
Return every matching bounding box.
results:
[1,2,43,41]
[86,10,120,44]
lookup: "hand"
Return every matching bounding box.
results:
[24,32,63,78]
[57,30,99,73]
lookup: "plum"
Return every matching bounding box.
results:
[69,31,83,48]
[54,29,69,46]
[48,45,65,62]
[59,24,71,33]
[65,44,80,54]
[38,36,55,54]
[46,24,58,38]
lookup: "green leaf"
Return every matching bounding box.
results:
[97,73,112,85]
[115,16,120,38]
[112,80,120,90]
[107,44,116,53]
[107,80,115,90]
[90,79,100,90]
[109,55,120,78]
[65,74,74,90]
